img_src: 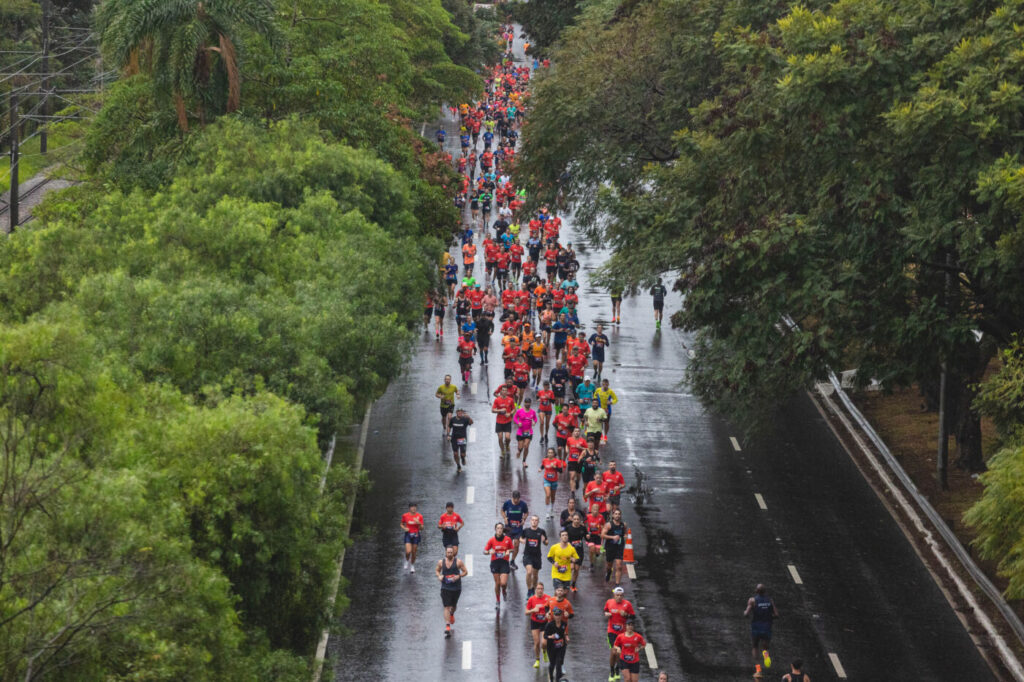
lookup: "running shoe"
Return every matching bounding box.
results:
[543,650,548,663]
[762,650,771,669]
[570,585,578,593]
[445,625,451,639]
[410,565,415,573]
[602,435,608,442]
[533,660,539,669]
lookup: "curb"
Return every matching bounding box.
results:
[311,403,373,682]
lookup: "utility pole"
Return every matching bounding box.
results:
[9,89,18,232]
[40,0,50,154]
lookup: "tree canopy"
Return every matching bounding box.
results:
[518,0,1024,593]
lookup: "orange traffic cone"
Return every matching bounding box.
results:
[623,527,635,564]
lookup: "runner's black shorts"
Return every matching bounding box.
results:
[552,387,565,398]
[654,300,664,311]
[441,589,461,608]
[567,461,580,472]
[530,618,546,630]
[515,379,528,389]
[621,662,640,674]
[605,543,623,561]
[496,422,512,434]
[516,433,533,442]
[440,404,454,417]
[556,436,567,449]
[522,553,541,570]
[490,559,511,575]
[531,356,544,369]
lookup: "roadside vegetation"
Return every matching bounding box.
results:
[513,0,1024,601]
[0,0,499,679]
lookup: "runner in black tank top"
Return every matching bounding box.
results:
[602,509,627,586]
[436,546,467,638]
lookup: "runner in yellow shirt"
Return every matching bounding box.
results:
[594,378,618,442]
[435,374,460,437]
[546,530,579,592]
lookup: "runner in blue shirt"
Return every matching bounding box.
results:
[501,491,529,569]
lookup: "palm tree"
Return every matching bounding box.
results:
[96,0,280,130]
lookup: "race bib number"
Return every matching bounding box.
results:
[494,551,505,559]
[612,623,623,631]
[557,564,568,573]
[456,438,467,446]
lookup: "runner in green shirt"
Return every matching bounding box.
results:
[436,374,460,437]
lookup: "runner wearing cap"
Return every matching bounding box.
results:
[544,606,570,682]
[613,618,646,682]
[604,587,636,679]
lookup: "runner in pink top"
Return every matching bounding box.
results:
[513,398,539,466]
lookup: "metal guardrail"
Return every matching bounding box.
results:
[825,371,1024,647]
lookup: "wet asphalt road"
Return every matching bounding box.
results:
[325,38,994,682]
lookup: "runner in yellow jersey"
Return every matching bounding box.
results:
[546,529,580,593]
[594,378,618,443]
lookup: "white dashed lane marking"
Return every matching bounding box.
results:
[787,564,803,585]
[462,641,472,669]
[754,493,767,510]
[730,436,741,451]
[468,426,477,443]
[626,563,637,580]
[829,653,847,678]
[466,486,475,505]
[465,553,473,577]
[645,643,658,669]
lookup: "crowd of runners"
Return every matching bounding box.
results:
[400,23,807,682]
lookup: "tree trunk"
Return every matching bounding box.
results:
[951,336,998,473]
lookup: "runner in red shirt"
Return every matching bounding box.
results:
[525,582,550,668]
[566,427,588,492]
[567,350,587,389]
[536,381,555,442]
[540,447,565,513]
[467,286,484,319]
[484,522,515,608]
[613,619,647,682]
[553,409,576,459]
[457,333,476,383]
[585,478,610,517]
[544,246,559,280]
[585,503,605,567]
[605,588,637,677]
[438,502,465,555]
[602,460,626,513]
[401,502,425,573]
[509,240,524,281]
[512,355,531,403]
[492,385,515,456]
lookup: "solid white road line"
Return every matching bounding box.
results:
[466,486,475,505]
[644,643,659,669]
[468,426,477,443]
[754,493,767,510]
[787,564,803,585]
[828,652,847,679]
[626,563,637,580]
[730,436,741,451]
[465,553,474,577]
[471,381,478,395]
[462,641,472,669]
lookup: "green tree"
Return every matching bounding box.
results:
[95,0,280,129]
